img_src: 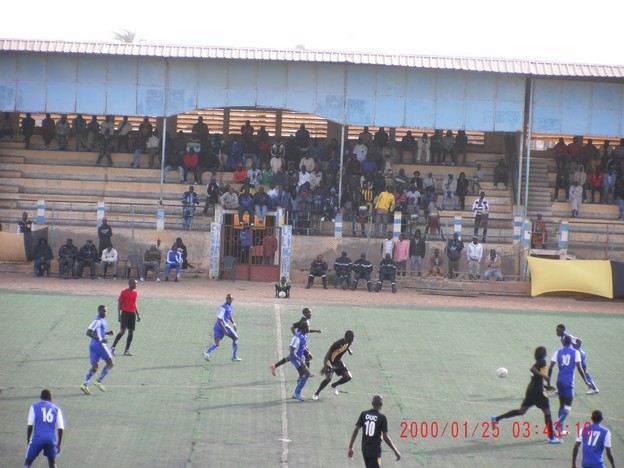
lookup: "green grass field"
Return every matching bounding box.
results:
[1,289,622,467]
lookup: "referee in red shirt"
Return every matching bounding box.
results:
[111,278,141,356]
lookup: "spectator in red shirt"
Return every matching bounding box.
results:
[183,148,200,184]
[587,168,604,203]
[233,163,248,184]
[111,278,141,356]
[567,136,583,169]
[262,228,279,265]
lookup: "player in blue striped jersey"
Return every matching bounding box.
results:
[288,321,310,401]
[572,410,615,468]
[25,389,64,467]
[556,324,599,394]
[548,335,592,434]
[204,293,241,362]
[81,305,115,394]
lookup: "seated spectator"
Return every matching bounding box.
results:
[275,276,291,298]
[183,147,200,184]
[471,163,483,195]
[333,251,353,290]
[247,162,262,187]
[140,244,162,282]
[163,150,185,183]
[172,237,191,269]
[98,244,118,279]
[33,238,52,277]
[531,213,547,249]
[400,131,416,163]
[165,247,183,282]
[55,115,71,151]
[18,211,33,233]
[58,238,78,279]
[220,186,240,209]
[483,249,503,281]
[0,112,14,140]
[602,167,617,204]
[96,129,114,166]
[306,254,328,289]
[375,253,398,293]
[238,189,255,225]
[233,163,248,183]
[428,248,445,277]
[588,168,604,203]
[261,162,274,185]
[493,159,508,189]
[554,168,570,202]
[253,186,270,224]
[203,177,220,215]
[76,240,99,279]
[321,187,339,222]
[351,253,374,291]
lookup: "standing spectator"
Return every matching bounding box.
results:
[307,254,328,289]
[18,211,33,233]
[239,223,252,263]
[72,113,87,151]
[455,130,469,164]
[138,116,153,143]
[98,244,118,279]
[353,137,368,163]
[41,113,55,150]
[96,129,114,166]
[445,233,464,279]
[472,191,490,242]
[554,168,570,202]
[139,244,162,282]
[24,389,64,467]
[409,229,426,277]
[347,395,401,466]
[203,293,241,362]
[240,119,255,147]
[98,217,113,256]
[165,247,183,281]
[81,305,115,394]
[456,172,470,210]
[441,173,457,210]
[58,238,78,279]
[86,115,100,151]
[418,132,431,163]
[253,186,270,224]
[76,240,99,279]
[100,115,115,139]
[466,236,483,280]
[494,158,509,189]
[147,129,160,169]
[569,180,583,218]
[111,278,141,356]
[483,248,503,281]
[580,138,600,168]
[33,238,53,277]
[428,247,445,277]
[572,410,616,468]
[400,130,416,163]
[351,253,374,291]
[261,228,278,265]
[0,112,13,139]
[373,127,389,151]
[181,185,200,231]
[358,126,373,148]
[116,115,133,152]
[374,187,395,236]
[212,133,226,170]
[192,116,210,149]
[394,233,410,277]
[183,147,200,183]
[554,137,569,171]
[21,112,36,149]
[295,123,311,153]
[602,167,617,204]
[375,253,398,293]
[424,193,444,241]
[441,130,456,165]
[380,231,396,258]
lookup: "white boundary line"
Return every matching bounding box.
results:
[274,303,289,468]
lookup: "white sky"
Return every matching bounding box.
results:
[3,0,623,66]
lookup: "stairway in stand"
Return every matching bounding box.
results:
[521,158,552,218]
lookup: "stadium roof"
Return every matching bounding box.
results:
[1,39,623,79]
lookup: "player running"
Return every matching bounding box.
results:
[312,330,355,400]
[492,346,562,444]
[204,294,241,362]
[556,323,599,394]
[81,305,115,394]
[548,335,592,435]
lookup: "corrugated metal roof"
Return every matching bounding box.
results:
[1,38,623,78]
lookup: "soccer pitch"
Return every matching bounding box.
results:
[1,289,622,468]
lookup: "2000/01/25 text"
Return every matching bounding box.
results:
[398,421,588,439]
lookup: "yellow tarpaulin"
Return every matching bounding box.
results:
[528,256,613,299]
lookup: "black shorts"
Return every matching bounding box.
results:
[120,311,137,331]
[521,390,550,411]
[323,360,348,377]
[364,456,381,468]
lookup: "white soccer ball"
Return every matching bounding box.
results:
[278,291,286,298]
[496,367,508,378]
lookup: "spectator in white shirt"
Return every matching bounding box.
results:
[466,236,483,280]
[99,245,118,279]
